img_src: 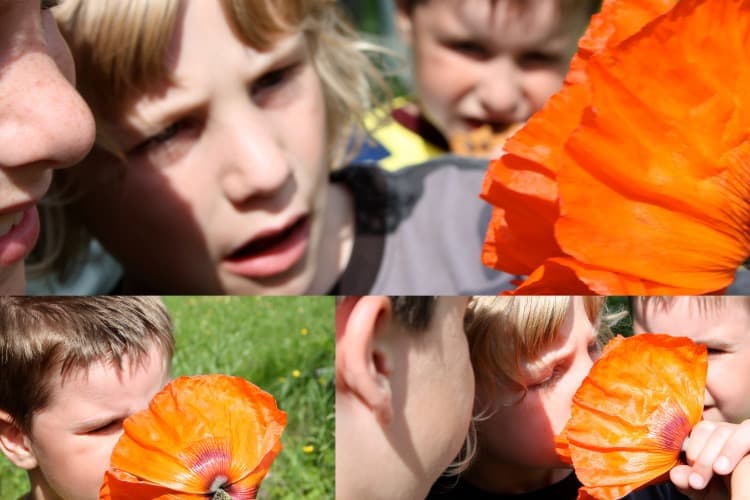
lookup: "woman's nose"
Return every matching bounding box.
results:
[0,50,95,170]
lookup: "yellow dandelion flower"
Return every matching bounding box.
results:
[292,370,301,378]
[303,445,315,454]
[300,328,309,336]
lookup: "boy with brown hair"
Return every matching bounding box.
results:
[355,0,600,168]
[0,297,175,500]
[336,296,475,499]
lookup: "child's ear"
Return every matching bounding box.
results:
[336,296,395,425]
[0,411,38,470]
[394,1,415,46]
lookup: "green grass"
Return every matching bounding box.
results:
[0,296,333,500]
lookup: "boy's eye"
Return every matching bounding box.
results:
[251,63,301,104]
[519,51,562,67]
[447,40,489,59]
[533,365,564,390]
[88,419,123,434]
[130,118,200,163]
[41,0,60,10]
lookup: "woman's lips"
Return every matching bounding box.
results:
[0,206,40,266]
[223,216,310,279]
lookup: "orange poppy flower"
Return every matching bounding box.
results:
[99,375,287,500]
[481,0,750,294]
[555,334,707,500]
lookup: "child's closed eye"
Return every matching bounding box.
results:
[445,40,490,59]
[129,118,202,164]
[86,419,124,435]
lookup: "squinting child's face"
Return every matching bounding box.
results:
[27,346,170,500]
[397,0,589,141]
[475,297,601,470]
[633,297,750,424]
[77,0,330,293]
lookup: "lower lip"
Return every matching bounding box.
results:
[223,217,310,279]
[0,206,40,266]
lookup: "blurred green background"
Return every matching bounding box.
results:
[0,296,334,500]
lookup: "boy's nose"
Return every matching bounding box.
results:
[476,60,529,123]
[217,111,293,206]
[0,52,95,171]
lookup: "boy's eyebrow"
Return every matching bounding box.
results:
[124,34,306,140]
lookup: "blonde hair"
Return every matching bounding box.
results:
[466,296,610,410]
[32,0,388,278]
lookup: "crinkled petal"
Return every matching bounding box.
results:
[557,0,750,292]
[557,334,707,500]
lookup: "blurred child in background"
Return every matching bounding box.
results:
[354,0,599,169]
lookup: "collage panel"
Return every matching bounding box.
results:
[0,296,334,500]
[335,296,750,500]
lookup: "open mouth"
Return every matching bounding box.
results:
[222,215,311,280]
[0,212,24,238]
[0,206,40,266]
[228,216,307,261]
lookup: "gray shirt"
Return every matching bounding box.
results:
[332,157,517,294]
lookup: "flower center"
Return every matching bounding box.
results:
[212,488,232,500]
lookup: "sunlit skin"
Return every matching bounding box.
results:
[633,297,750,497]
[465,297,601,493]
[396,0,590,147]
[0,0,95,293]
[24,346,170,500]
[335,297,475,500]
[73,0,353,294]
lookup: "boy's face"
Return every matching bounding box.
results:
[474,298,601,472]
[397,0,589,142]
[27,345,170,500]
[633,297,750,424]
[76,0,331,293]
[0,0,95,293]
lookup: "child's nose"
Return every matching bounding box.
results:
[476,60,529,122]
[216,110,293,206]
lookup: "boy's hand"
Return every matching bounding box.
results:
[669,419,750,499]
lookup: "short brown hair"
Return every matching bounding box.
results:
[0,296,174,434]
[390,296,437,330]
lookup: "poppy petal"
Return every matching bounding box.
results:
[556,0,750,292]
[557,334,707,500]
[101,375,286,498]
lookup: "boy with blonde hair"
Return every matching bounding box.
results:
[0,297,174,500]
[33,0,513,295]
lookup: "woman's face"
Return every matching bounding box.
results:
[76,0,334,293]
[0,0,95,293]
